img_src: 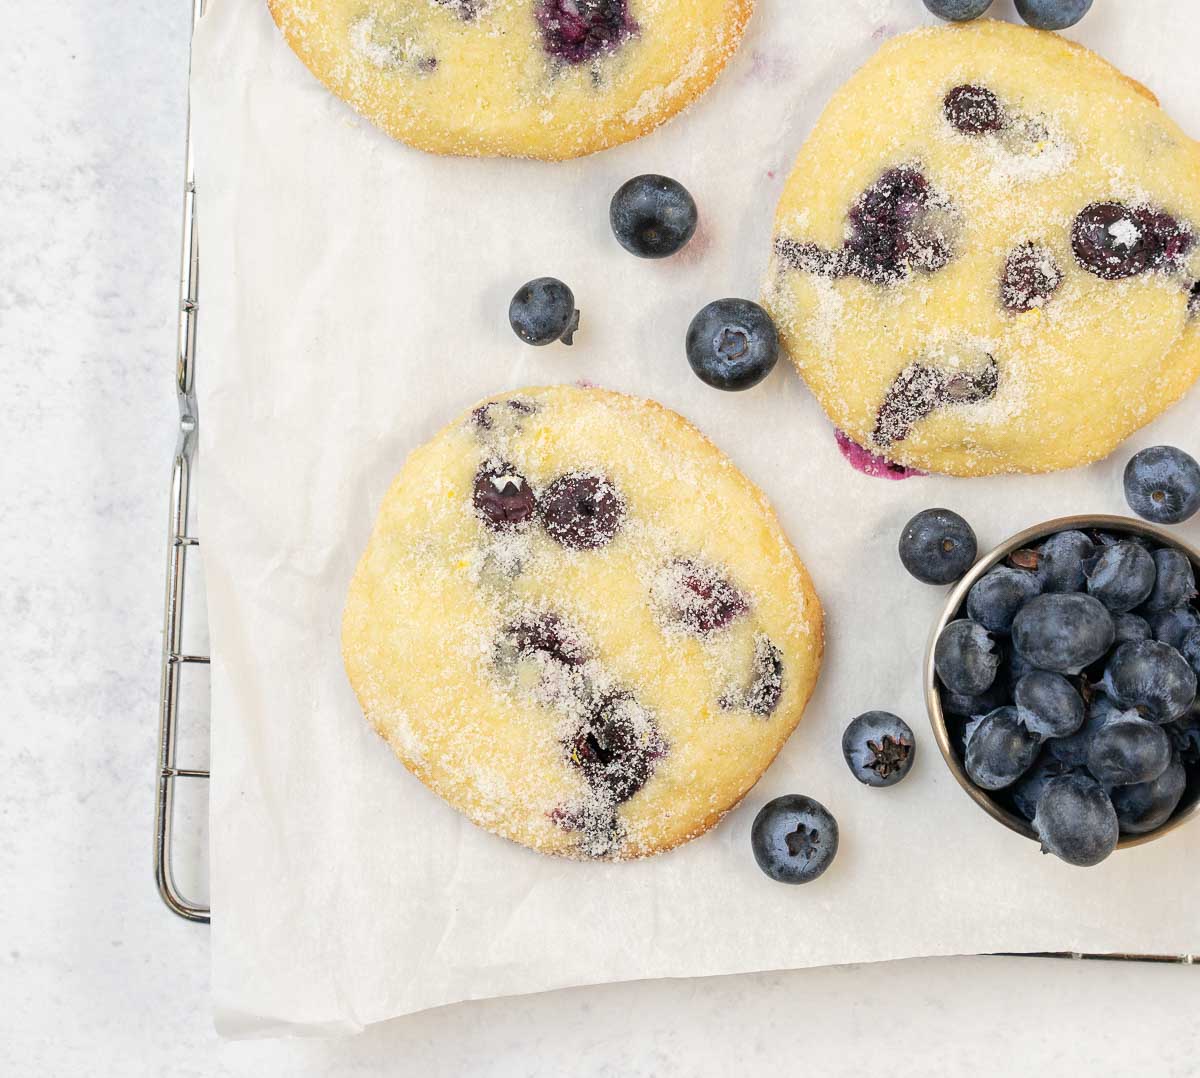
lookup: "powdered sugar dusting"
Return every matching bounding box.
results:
[342,385,824,860]
[764,20,1200,476]
[271,0,753,159]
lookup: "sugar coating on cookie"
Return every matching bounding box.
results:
[764,21,1200,477]
[342,385,823,859]
[268,0,754,159]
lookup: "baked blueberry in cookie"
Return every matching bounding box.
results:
[765,21,1200,475]
[943,84,1004,135]
[536,0,636,65]
[473,462,537,530]
[267,0,754,159]
[871,355,998,449]
[539,472,625,549]
[653,558,749,636]
[343,385,823,859]
[1071,202,1192,280]
[1001,243,1063,312]
[774,167,957,287]
[496,614,588,668]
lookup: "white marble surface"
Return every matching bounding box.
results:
[1,2,1198,1073]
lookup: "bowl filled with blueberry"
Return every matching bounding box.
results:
[915,448,1200,867]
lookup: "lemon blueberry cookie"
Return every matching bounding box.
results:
[342,385,823,859]
[764,20,1200,477]
[267,0,753,159]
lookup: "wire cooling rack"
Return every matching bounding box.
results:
[153,0,1195,964]
[155,0,209,924]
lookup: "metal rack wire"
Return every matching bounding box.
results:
[155,0,209,924]
[152,0,1195,961]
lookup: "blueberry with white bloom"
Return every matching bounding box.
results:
[1112,613,1152,646]
[1146,605,1200,649]
[1111,760,1187,835]
[935,619,1000,696]
[964,707,1041,790]
[923,0,992,20]
[899,508,977,585]
[1142,548,1196,613]
[1015,0,1093,31]
[1034,773,1118,867]
[1084,541,1156,613]
[1124,446,1200,525]
[1102,640,1198,724]
[1086,714,1173,786]
[1011,593,1114,674]
[1037,530,1095,593]
[1013,670,1085,740]
[967,566,1042,633]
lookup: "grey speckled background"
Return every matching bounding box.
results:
[1,1,1196,1073]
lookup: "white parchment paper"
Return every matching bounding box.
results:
[193,0,1200,1036]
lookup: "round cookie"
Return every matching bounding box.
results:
[342,385,823,859]
[268,0,753,159]
[764,20,1200,477]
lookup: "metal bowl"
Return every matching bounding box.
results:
[925,514,1200,850]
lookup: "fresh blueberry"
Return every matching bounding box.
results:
[1034,774,1119,867]
[1124,446,1200,525]
[1037,530,1096,593]
[1011,593,1115,675]
[923,0,993,22]
[935,620,1000,696]
[750,794,839,885]
[1180,629,1200,677]
[472,462,536,530]
[1166,708,1200,766]
[1111,760,1188,835]
[539,472,625,550]
[1001,243,1063,312]
[898,508,978,585]
[609,175,698,259]
[964,707,1041,790]
[536,0,635,65]
[1084,541,1157,613]
[509,277,580,346]
[566,692,666,804]
[967,566,1043,633]
[1095,529,1156,553]
[1015,0,1093,30]
[1046,695,1121,769]
[1013,671,1085,740]
[1142,548,1197,612]
[685,299,779,391]
[841,711,916,787]
[1086,714,1173,786]
[1145,605,1200,649]
[1112,613,1153,646]
[940,682,1008,719]
[1101,639,1198,724]
[943,84,1004,135]
[1010,753,1072,821]
[1006,644,1039,687]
